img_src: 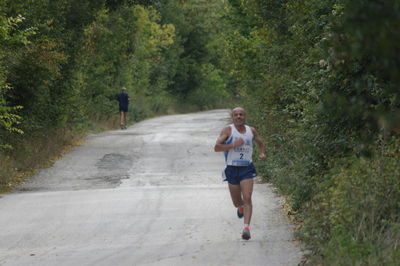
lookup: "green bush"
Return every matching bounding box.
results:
[300,138,400,265]
[186,63,230,109]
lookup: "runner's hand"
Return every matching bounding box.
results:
[258,152,266,161]
[233,138,245,148]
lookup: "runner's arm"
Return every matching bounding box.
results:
[214,127,238,152]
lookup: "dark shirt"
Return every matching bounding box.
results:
[117,92,129,108]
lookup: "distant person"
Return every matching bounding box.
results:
[214,107,266,240]
[117,87,130,129]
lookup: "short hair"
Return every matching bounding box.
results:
[231,107,246,116]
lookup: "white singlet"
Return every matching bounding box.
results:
[224,124,254,166]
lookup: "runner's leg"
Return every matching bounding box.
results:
[240,178,253,225]
[123,112,127,128]
[228,183,243,208]
[120,111,124,126]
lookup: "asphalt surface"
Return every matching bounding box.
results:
[0,109,303,266]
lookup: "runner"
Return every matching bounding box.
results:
[214,107,266,240]
[117,87,130,129]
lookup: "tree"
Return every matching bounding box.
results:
[0,8,29,149]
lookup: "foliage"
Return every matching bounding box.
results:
[305,139,400,265]
[1,0,232,136]
[156,0,233,108]
[0,7,30,150]
[186,63,228,109]
[224,0,400,264]
[0,1,233,189]
[76,5,176,120]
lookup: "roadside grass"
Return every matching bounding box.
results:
[0,127,87,193]
[318,225,400,265]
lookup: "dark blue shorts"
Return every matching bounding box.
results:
[119,105,128,112]
[223,163,257,185]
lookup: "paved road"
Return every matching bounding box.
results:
[0,109,303,266]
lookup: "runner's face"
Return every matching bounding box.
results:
[232,109,246,126]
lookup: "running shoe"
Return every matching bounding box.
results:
[242,226,251,240]
[237,206,244,218]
